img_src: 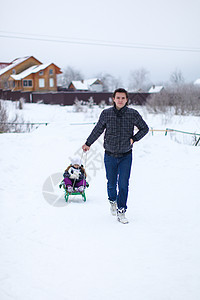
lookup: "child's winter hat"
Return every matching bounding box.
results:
[71,157,81,165]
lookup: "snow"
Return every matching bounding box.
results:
[10,64,51,80]
[83,78,99,86]
[194,78,200,85]
[71,78,102,91]
[0,101,200,300]
[71,80,88,90]
[10,65,38,80]
[0,63,10,70]
[0,56,31,76]
[149,85,164,93]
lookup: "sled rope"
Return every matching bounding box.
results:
[81,151,88,183]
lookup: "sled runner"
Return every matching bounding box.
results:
[59,181,89,202]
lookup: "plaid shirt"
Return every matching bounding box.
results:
[86,105,149,155]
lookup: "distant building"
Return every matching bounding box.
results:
[69,78,103,92]
[0,56,62,92]
[69,80,88,91]
[148,85,164,93]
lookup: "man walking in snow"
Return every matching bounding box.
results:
[82,88,149,224]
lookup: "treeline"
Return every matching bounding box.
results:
[146,84,200,116]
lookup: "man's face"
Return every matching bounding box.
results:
[113,92,128,109]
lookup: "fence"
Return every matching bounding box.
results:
[1,119,199,146]
[0,89,149,105]
[0,122,48,133]
[150,128,200,146]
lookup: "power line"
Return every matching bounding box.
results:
[0,31,200,53]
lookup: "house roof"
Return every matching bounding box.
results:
[194,79,200,85]
[10,63,52,80]
[0,56,34,76]
[83,78,100,86]
[148,85,164,93]
[71,80,88,90]
[0,62,10,70]
[70,78,102,90]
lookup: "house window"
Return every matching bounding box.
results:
[23,80,32,87]
[49,69,53,75]
[39,71,44,75]
[39,78,45,88]
[49,78,54,87]
[12,69,16,74]
[4,82,9,89]
[13,81,15,88]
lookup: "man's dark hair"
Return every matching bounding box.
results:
[112,88,129,99]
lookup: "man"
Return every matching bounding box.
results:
[82,88,149,224]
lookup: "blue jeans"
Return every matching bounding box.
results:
[104,152,132,210]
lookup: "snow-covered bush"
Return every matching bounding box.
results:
[16,97,26,110]
[19,97,25,110]
[73,97,84,112]
[99,100,106,109]
[86,96,95,109]
[73,96,96,113]
[0,100,30,133]
[0,101,9,133]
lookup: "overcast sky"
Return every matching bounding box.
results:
[0,0,200,86]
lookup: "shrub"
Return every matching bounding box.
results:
[146,84,200,116]
[0,100,30,133]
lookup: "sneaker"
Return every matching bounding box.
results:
[77,186,84,193]
[109,200,117,216]
[67,186,73,193]
[117,208,129,224]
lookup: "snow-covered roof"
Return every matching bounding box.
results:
[0,56,32,76]
[194,79,200,85]
[149,85,164,93]
[0,62,10,70]
[70,78,102,90]
[71,81,88,90]
[83,78,100,86]
[10,63,51,80]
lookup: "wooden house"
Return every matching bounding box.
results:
[0,56,62,92]
[0,56,41,90]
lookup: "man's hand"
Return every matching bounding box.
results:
[82,144,90,152]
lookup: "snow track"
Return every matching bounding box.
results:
[0,103,200,300]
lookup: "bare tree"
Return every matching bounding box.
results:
[170,69,185,86]
[146,84,200,116]
[128,68,150,91]
[58,66,84,88]
[95,72,123,92]
[172,84,200,115]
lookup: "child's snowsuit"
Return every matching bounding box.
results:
[63,165,86,190]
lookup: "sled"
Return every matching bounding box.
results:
[65,189,86,202]
[59,181,89,202]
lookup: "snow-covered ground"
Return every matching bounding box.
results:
[0,101,200,300]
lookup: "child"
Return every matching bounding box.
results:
[63,158,87,193]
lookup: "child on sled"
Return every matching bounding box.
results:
[62,157,87,193]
